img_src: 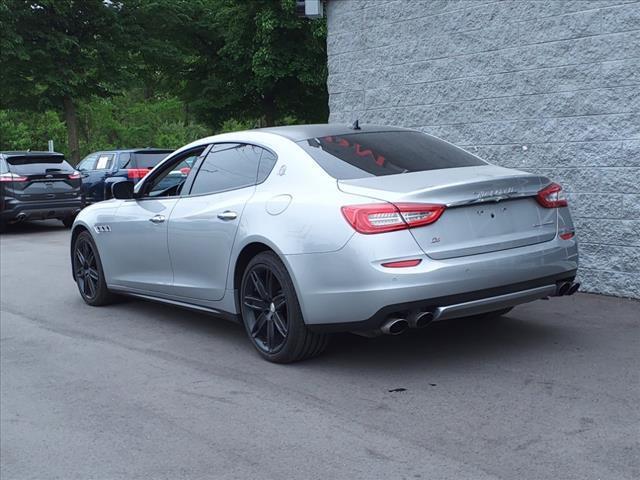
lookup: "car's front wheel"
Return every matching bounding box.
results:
[72,231,118,306]
[240,251,329,363]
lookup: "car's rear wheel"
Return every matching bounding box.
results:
[72,231,118,306]
[240,251,329,363]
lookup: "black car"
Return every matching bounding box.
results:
[0,151,84,230]
[76,148,173,204]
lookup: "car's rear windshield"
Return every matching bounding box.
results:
[6,155,74,175]
[297,131,485,180]
[131,152,170,169]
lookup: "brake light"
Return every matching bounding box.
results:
[0,172,28,182]
[68,171,81,180]
[127,168,149,179]
[537,182,568,208]
[341,202,445,234]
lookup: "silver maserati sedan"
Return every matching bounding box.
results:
[70,124,579,362]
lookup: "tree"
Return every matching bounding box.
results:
[132,0,328,128]
[0,0,131,162]
[0,0,329,160]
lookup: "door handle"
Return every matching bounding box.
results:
[217,211,237,221]
[149,214,165,224]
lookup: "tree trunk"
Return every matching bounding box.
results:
[62,95,80,164]
[263,94,276,127]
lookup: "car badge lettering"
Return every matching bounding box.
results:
[473,187,517,202]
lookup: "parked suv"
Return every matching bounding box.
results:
[0,151,83,230]
[77,148,173,204]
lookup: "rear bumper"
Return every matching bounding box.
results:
[1,198,84,222]
[284,230,578,329]
[306,273,575,332]
[433,284,558,321]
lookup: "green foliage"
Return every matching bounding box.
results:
[0,0,130,110]
[0,110,66,152]
[0,0,328,161]
[1,93,210,161]
[78,92,210,153]
[119,0,329,127]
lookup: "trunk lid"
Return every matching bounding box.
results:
[7,155,81,202]
[338,165,557,259]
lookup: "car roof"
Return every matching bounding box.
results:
[254,123,414,142]
[91,148,174,154]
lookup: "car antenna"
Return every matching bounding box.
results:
[350,119,361,130]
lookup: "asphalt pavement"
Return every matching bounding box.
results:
[1,220,638,480]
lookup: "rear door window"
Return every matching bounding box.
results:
[117,153,131,169]
[298,131,486,180]
[0,159,8,174]
[189,144,264,196]
[131,152,170,169]
[257,149,277,183]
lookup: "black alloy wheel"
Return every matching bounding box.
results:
[240,251,329,363]
[72,231,117,306]
[74,236,100,300]
[242,264,289,354]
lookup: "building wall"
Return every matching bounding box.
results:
[326,0,640,298]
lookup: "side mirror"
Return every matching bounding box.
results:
[111,180,135,200]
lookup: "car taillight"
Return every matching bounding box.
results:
[127,168,149,179]
[536,182,568,208]
[68,171,81,180]
[341,202,445,234]
[559,231,575,240]
[0,172,28,182]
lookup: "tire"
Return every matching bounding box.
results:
[72,231,118,306]
[61,215,76,228]
[240,251,329,363]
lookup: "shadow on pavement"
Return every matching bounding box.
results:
[1,220,68,235]
[321,312,567,372]
[100,295,567,371]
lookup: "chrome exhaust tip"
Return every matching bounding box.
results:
[408,311,434,329]
[380,318,409,335]
[557,281,571,296]
[567,282,580,296]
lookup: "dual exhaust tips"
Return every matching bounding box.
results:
[380,311,434,336]
[556,281,580,297]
